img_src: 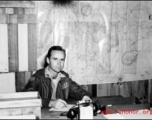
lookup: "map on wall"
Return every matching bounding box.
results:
[36,1,152,84]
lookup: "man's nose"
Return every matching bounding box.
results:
[57,61,61,66]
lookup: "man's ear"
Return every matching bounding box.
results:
[46,57,50,64]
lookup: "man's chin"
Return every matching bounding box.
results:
[55,69,62,73]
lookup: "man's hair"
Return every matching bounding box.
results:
[44,46,66,67]
[46,46,66,58]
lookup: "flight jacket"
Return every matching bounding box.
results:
[23,68,91,108]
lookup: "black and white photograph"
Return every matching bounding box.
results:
[0,0,152,119]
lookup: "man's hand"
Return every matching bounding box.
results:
[81,96,92,102]
[49,99,68,109]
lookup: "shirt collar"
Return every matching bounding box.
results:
[45,66,66,79]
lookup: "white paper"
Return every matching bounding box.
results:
[49,104,74,111]
[103,113,125,119]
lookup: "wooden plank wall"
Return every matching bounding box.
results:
[0,1,37,92]
[97,80,149,104]
[0,24,8,72]
[0,73,16,93]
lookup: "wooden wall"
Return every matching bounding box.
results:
[0,1,37,93]
[97,80,152,103]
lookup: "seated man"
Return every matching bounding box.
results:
[23,46,91,108]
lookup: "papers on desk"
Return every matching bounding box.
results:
[103,113,125,119]
[49,104,74,112]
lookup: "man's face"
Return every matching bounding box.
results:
[47,50,65,73]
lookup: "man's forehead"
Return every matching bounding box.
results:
[51,50,65,57]
[51,50,64,54]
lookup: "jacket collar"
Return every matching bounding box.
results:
[45,66,66,79]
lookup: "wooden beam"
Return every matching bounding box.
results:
[0,115,36,119]
[28,23,37,71]
[0,24,8,72]
[8,23,18,72]
[0,8,5,14]
[25,8,36,14]
[0,99,41,108]
[0,73,16,93]
[0,107,41,119]
[92,96,135,105]
[148,79,152,103]
[8,14,17,23]
[0,15,8,23]
[119,82,131,97]
[16,8,25,14]
[92,84,97,97]
[0,92,39,99]
[112,103,150,111]
[16,72,32,92]
[16,72,26,92]
[0,14,37,24]
[97,84,108,97]
[17,14,37,23]
[5,8,14,14]
[18,24,28,71]
[0,1,35,8]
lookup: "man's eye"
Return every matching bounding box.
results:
[53,58,57,60]
[61,59,65,61]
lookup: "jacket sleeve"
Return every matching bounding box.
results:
[42,99,50,108]
[68,78,92,100]
[23,76,50,108]
[22,76,38,91]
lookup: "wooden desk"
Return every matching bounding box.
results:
[42,108,64,119]
[41,108,107,119]
[0,92,41,119]
[66,95,135,105]
[92,96,135,105]
[41,96,150,119]
[106,103,150,113]
[41,103,151,119]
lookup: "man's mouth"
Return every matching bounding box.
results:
[56,67,61,70]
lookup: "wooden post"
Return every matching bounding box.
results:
[8,23,18,72]
[18,24,28,71]
[148,79,151,104]
[0,24,8,72]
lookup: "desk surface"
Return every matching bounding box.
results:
[41,96,122,119]
[41,106,152,119]
[41,104,152,119]
[41,96,151,119]
[41,108,107,119]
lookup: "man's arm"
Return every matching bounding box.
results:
[68,78,92,100]
[23,76,51,108]
[49,99,67,109]
[22,76,38,92]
